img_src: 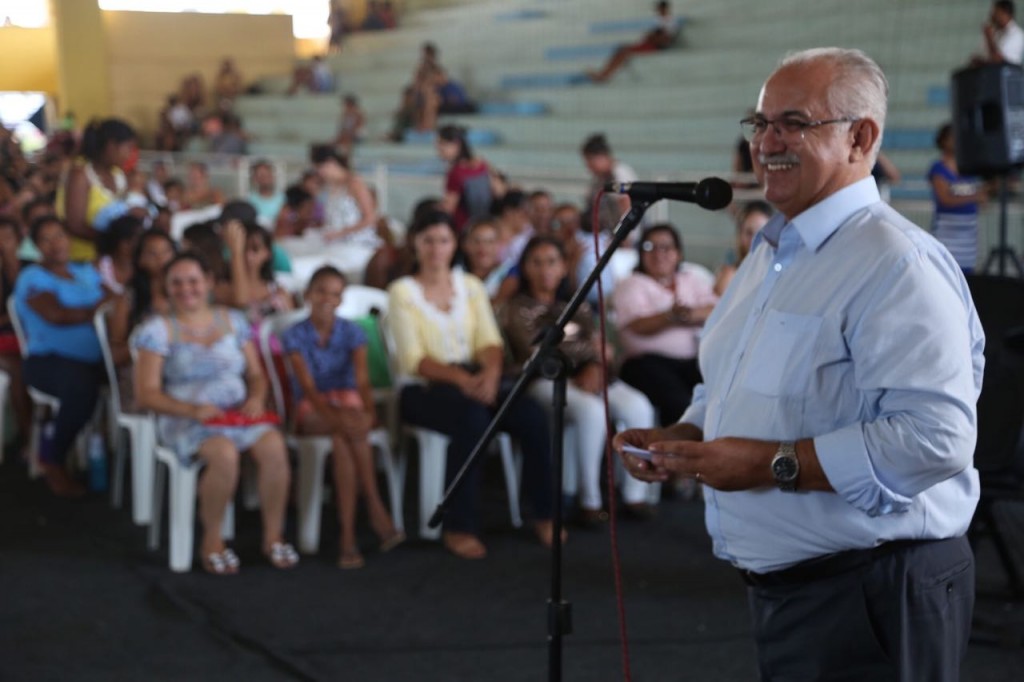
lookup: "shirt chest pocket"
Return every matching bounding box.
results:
[742,310,823,396]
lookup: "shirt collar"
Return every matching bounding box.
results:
[755,176,881,253]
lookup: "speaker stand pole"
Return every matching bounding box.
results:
[983,175,1024,277]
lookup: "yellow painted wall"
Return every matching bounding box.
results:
[0,27,58,93]
[53,0,111,123]
[102,11,296,142]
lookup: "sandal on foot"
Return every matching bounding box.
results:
[264,541,299,569]
[201,548,240,576]
[379,530,406,553]
[442,532,487,560]
[338,549,366,570]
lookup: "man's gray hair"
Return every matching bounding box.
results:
[777,47,889,161]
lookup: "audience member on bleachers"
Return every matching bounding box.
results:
[0,216,29,451]
[871,151,903,203]
[928,123,986,273]
[57,118,137,262]
[181,221,230,283]
[156,95,188,152]
[247,160,284,227]
[274,185,317,239]
[213,57,245,107]
[714,200,772,296]
[298,168,326,226]
[182,162,225,209]
[361,187,410,289]
[200,112,248,156]
[133,252,298,574]
[500,236,657,524]
[362,1,397,30]
[363,196,439,291]
[14,216,113,497]
[334,94,366,157]
[388,85,417,142]
[494,189,534,266]
[311,55,335,93]
[146,161,170,208]
[96,214,143,295]
[108,229,177,368]
[162,177,184,212]
[311,146,378,244]
[180,73,207,121]
[218,219,293,327]
[17,197,51,261]
[976,0,1024,65]
[328,1,348,53]
[612,224,717,426]
[282,266,404,568]
[387,210,557,559]
[552,202,614,307]
[731,109,758,189]
[436,125,497,233]
[461,217,514,300]
[581,133,638,235]
[526,190,554,236]
[587,1,682,83]
[412,42,445,132]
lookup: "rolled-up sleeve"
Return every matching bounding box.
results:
[815,247,983,516]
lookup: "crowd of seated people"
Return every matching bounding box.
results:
[0,111,765,571]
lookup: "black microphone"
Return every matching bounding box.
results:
[603,177,733,210]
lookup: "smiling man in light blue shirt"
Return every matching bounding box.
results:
[616,48,984,681]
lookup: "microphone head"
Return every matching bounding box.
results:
[696,177,733,210]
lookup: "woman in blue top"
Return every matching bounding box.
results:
[282,266,403,569]
[928,123,988,272]
[13,216,113,497]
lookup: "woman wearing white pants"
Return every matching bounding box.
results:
[500,236,657,524]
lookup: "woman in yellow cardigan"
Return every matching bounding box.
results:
[387,210,557,560]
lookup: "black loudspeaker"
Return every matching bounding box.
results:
[951,63,1024,176]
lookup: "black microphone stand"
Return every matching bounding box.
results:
[427,199,654,682]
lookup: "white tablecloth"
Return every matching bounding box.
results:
[277,233,377,291]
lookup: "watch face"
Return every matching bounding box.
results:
[772,455,798,481]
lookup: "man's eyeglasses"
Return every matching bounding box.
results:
[739,115,858,143]
[641,241,677,253]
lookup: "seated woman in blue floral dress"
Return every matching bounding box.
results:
[133,252,298,575]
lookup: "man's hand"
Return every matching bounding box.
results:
[646,437,776,491]
[612,426,696,483]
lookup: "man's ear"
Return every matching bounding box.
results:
[849,118,881,163]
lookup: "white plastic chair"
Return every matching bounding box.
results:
[380,315,522,540]
[133,334,237,573]
[93,304,157,524]
[8,294,61,479]
[259,309,405,555]
[148,436,235,573]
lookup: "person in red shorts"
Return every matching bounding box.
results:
[587,1,681,83]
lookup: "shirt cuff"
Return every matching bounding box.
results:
[814,422,913,517]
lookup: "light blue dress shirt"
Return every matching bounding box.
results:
[681,177,985,573]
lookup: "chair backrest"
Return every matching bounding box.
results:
[7,294,29,360]
[336,284,389,320]
[93,302,124,418]
[258,309,310,423]
[966,275,1024,474]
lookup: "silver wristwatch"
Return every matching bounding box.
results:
[770,441,799,492]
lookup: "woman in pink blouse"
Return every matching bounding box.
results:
[611,223,717,425]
